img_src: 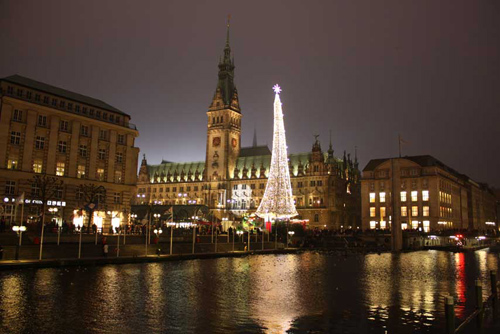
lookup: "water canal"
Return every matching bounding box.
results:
[1,250,499,333]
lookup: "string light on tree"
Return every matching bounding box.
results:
[256,84,298,220]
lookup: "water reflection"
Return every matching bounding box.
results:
[0,250,498,334]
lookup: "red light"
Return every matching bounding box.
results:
[456,234,463,238]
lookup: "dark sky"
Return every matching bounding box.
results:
[1,0,499,187]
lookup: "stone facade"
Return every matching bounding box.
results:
[361,156,498,232]
[0,75,139,230]
[134,25,360,229]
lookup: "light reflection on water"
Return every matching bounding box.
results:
[0,250,498,333]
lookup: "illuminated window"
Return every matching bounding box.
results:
[56,162,65,176]
[33,160,42,173]
[379,192,386,203]
[411,191,418,202]
[114,171,122,183]
[411,221,419,229]
[97,168,105,181]
[369,193,376,203]
[412,206,418,216]
[422,190,429,201]
[423,220,430,233]
[423,206,429,217]
[369,221,377,229]
[380,221,386,229]
[77,165,86,179]
[400,191,407,202]
[401,223,408,230]
[401,206,408,217]
[7,159,18,170]
[380,207,386,218]
[370,207,376,217]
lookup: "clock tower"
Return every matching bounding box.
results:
[205,18,241,204]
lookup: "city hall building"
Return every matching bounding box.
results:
[361,155,498,232]
[134,26,360,229]
[0,75,140,230]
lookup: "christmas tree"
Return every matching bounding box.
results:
[256,85,298,220]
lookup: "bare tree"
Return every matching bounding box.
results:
[78,184,106,232]
[31,174,64,260]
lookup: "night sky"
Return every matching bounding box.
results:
[1,0,499,187]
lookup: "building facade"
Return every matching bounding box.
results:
[0,75,139,230]
[134,25,360,229]
[361,156,498,232]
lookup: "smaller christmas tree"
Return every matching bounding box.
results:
[256,84,298,220]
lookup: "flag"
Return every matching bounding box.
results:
[15,192,25,205]
[141,212,149,226]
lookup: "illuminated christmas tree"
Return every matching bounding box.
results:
[256,84,298,220]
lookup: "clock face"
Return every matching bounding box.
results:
[212,137,221,147]
[232,138,237,148]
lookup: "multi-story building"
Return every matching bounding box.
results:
[134,25,360,229]
[0,75,139,230]
[361,155,498,232]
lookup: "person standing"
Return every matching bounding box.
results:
[103,244,109,257]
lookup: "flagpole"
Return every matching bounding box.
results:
[19,196,24,247]
[398,134,402,158]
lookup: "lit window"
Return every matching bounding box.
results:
[369,193,376,203]
[401,206,408,217]
[77,165,86,179]
[380,221,386,229]
[423,206,429,217]
[411,221,419,229]
[423,220,430,233]
[411,191,418,202]
[369,221,377,229]
[7,159,18,170]
[97,168,105,181]
[380,207,386,218]
[33,160,43,173]
[56,162,65,176]
[370,207,376,217]
[379,192,386,203]
[401,223,408,230]
[400,191,407,202]
[114,171,122,183]
[412,206,418,217]
[422,190,429,201]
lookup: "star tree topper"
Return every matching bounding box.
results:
[273,84,281,94]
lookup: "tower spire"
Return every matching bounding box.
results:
[253,127,257,147]
[226,14,231,48]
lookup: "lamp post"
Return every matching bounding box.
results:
[222,217,229,243]
[191,216,198,254]
[154,228,163,256]
[49,207,60,245]
[12,225,26,260]
[236,230,243,247]
[287,230,295,248]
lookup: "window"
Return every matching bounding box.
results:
[310,180,316,187]
[370,207,376,217]
[423,206,429,217]
[422,190,429,201]
[55,187,63,199]
[109,115,114,122]
[186,186,191,191]
[43,96,49,104]
[379,192,386,203]
[80,125,89,136]
[317,180,323,186]
[56,162,65,176]
[117,134,125,145]
[58,141,67,153]
[411,221,419,229]
[99,130,108,140]
[82,107,88,114]
[77,165,86,179]
[250,184,256,189]
[411,206,418,217]
[60,100,66,108]
[67,103,73,111]
[10,131,21,145]
[423,220,430,232]
[38,115,47,126]
[379,182,385,190]
[314,214,319,223]
[400,191,407,202]
[97,168,105,181]
[172,187,177,192]
[194,186,198,191]
[75,105,80,113]
[401,206,408,217]
[411,191,418,202]
[60,120,69,132]
[5,181,16,195]
[35,94,41,102]
[33,160,43,173]
[103,113,108,121]
[369,193,376,203]
[17,89,23,97]
[7,159,18,170]
[7,86,13,94]
[242,184,247,190]
[113,192,121,204]
[79,145,87,157]
[26,91,32,99]
[370,221,377,229]
[114,171,122,183]
[35,136,45,149]
[13,109,23,122]
[380,207,386,218]
[76,187,83,200]
[98,149,106,160]
[179,187,184,192]
[115,116,120,123]
[89,109,95,116]
[313,165,319,172]
[31,182,40,197]
[52,98,57,106]
[96,110,101,118]
[159,188,164,193]
[116,153,123,163]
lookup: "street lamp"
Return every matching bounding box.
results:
[12,225,27,260]
[236,230,243,242]
[154,228,163,237]
[48,207,61,245]
[153,213,161,228]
